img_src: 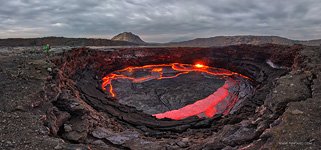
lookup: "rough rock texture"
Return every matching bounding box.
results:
[258,46,321,150]
[1,44,320,149]
[0,47,86,150]
[111,32,146,44]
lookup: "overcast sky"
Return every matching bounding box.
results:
[0,0,321,42]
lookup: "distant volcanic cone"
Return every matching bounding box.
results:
[111,32,146,44]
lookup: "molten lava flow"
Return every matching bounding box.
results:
[152,80,240,120]
[101,63,249,120]
[153,82,230,120]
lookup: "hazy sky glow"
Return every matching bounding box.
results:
[1,0,321,42]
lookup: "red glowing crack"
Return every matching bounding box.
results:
[153,82,232,120]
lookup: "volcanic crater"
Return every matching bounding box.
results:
[46,44,302,149]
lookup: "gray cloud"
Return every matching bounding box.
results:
[0,0,320,42]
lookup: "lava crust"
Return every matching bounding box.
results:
[47,44,301,149]
[101,63,253,120]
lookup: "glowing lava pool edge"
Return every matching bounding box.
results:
[101,63,250,120]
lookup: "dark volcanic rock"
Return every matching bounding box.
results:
[264,73,312,113]
[256,46,321,150]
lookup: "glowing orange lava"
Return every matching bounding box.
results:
[101,63,249,120]
[195,63,205,68]
[153,82,230,120]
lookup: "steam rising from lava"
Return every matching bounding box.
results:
[101,63,250,120]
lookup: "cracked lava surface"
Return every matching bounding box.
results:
[101,63,250,120]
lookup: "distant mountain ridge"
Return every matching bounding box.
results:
[0,34,321,47]
[165,35,321,47]
[111,32,146,44]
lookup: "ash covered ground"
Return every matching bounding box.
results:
[0,45,321,150]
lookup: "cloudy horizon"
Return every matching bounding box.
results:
[1,0,321,42]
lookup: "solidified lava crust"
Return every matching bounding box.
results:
[47,44,301,149]
[101,63,253,120]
